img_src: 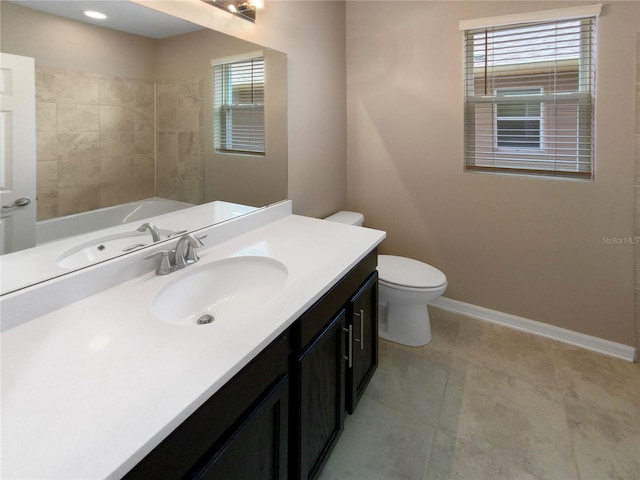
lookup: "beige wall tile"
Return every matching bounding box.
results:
[37,198,58,221]
[134,154,155,179]
[157,131,178,155]
[156,154,177,178]
[36,161,58,197]
[35,70,55,103]
[100,105,134,132]
[134,176,156,200]
[178,132,201,155]
[157,176,178,199]
[135,131,155,155]
[100,131,135,157]
[100,155,135,183]
[57,185,101,216]
[176,81,202,112]
[177,155,203,179]
[176,176,203,204]
[134,81,155,108]
[135,108,155,132]
[177,105,201,132]
[100,177,137,207]
[57,132,100,159]
[99,78,134,106]
[36,102,56,132]
[55,73,99,105]
[36,131,57,162]
[157,107,177,131]
[57,156,100,188]
[157,84,177,109]
[57,104,99,133]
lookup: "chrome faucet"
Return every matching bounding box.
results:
[144,233,206,275]
[174,233,205,269]
[137,223,161,242]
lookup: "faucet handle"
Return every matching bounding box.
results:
[185,235,207,264]
[143,250,175,275]
[175,233,204,268]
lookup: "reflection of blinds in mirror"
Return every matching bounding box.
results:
[213,56,265,155]
[463,15,597,178]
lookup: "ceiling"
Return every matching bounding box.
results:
[9,0,204,39]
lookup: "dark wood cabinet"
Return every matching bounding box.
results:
[346,272,378,414]
[289,249,378,480]
[124,332,290,480]
[124,249,379,480]
[188,375,289,480]
[290,310,346,480]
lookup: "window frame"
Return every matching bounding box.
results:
[211,51,266,156]
[460,5,601,179]
[494,87,544,152]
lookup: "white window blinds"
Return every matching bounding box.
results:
[213,53,265,155]
[462,8,599,178]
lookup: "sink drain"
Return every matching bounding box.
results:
[197,314,214,325]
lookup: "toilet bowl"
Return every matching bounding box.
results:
[324,211,447,347]
[377,255,447,346]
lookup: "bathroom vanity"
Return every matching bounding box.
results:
[0,202,385,479]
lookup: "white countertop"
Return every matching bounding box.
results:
[1,214,385,479]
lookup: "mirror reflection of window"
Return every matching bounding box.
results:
[213,53,265,155]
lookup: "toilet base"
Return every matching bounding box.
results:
[378,301,432,347]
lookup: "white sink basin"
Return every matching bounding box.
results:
[56,230,171,269]
[151,256,288,326]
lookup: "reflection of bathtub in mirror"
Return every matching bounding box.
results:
[37,198,193,244]
[1,200,259,295]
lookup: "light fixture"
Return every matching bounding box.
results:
[202,0,263,23]
[83,10,107,20]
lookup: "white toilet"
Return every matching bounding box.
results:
[325,211,447,347]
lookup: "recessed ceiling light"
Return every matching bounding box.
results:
[83,10,107,20]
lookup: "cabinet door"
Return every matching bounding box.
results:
[292,310,346,480]
[189,375,289,480]
[346,272,378,414]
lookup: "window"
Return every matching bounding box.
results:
[213,53,265,155]
[461,5,600,178]
[495,88,542,149]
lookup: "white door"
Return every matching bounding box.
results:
[0,53,36,254]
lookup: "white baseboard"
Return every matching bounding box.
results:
[432,297,637,363]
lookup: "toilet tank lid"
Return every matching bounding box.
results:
[377,255,447,289]
[324,211,364,226]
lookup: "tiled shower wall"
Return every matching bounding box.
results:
[35,67,204,221]
[156,79,204,205]
[634,32,640,352]
[35,66,156,221]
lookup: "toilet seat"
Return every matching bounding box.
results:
[377,255,447,290]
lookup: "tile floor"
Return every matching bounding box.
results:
[319,306,640,480]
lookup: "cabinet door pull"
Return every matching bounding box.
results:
[342,325,353,368]
[354,309,365,350]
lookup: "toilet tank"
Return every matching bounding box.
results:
[324,211,364,226]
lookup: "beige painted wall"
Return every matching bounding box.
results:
[346,1,638,346]
[154,29,287,207]
[1,2,157,79]
[133,0,348,217]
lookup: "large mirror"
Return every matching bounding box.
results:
[0,0,287,294]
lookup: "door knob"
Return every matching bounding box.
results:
[2,197,31,209]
